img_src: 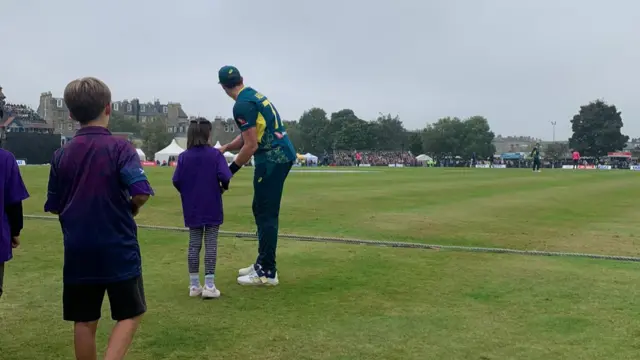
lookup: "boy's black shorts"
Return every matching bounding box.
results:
[63,275,146,322]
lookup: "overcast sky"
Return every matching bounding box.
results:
[2,0,639,140]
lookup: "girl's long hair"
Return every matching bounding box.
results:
[186,118,212,149]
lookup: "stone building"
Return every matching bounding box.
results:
[37,91,78,138]
[173,116,238,148]
[38,92,190,140]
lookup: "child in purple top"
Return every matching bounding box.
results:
[44,77,153,360]
[0,149,29,298]
[173,118,232,298]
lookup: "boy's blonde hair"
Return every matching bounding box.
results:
[63,77,112,124]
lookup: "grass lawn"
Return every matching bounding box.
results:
[1,166,640,359]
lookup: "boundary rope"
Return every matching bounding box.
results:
[24,214,640,263]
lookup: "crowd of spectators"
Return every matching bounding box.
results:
[327,150,416,166]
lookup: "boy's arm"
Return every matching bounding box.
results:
[118,143,154,217]
[5,202,23,237]
[44,152,60,214]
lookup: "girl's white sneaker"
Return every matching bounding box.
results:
[189,285,203,297]
[202,285,221,299]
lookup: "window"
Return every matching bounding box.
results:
[140,104,146,112]
[113,102,119,111]
[163,106,168,114]
[168,126,174,133]
[67,123,72,130]
[127,104,132,112]
[57,99,63,108]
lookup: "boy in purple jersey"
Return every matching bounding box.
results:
[44,77,153,360]
[0,148,29,298]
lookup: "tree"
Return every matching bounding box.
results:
[371,113,406,150]
[408,131,424,155]
[298,108,330,154]
[569,100,629,157]
[422,116,495,158]
[109,113,141,135]
[140,118,173,160]
[544,142,569,162]
[462,116,496,159]
[283,120,302,152]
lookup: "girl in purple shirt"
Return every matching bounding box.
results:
[172,118,232,298]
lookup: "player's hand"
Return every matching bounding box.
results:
[219,145,228,153]
[11,236,20,248]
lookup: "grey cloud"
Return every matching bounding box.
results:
[2,0,639,139]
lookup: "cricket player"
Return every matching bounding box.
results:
[218,65,296,286]
[531,143,542,172]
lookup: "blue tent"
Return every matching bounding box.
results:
[501,152,524,160]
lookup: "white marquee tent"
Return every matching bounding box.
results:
[223,151,235,161]
[136,148,146,162]
[155,139,184,163]
[214,141,222,149]
[416,154,433,162]
[304,153,318,162]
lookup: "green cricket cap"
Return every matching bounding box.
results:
[218,65,242,87]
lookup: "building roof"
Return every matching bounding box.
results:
[113,99,189,118]
[1,104,51,129]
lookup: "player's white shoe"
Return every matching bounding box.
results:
[202,285,221,299]
[189,285,203,297]
[237,272,279,286]
[238,264,257,277]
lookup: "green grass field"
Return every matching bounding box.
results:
[2,167,640,359]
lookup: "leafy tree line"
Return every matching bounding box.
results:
[109,98,631,162]
[285,108,498,159]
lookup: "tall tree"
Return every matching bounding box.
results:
[371,113,406,150]
[461,116,496,158]
[408,131,424,155]
[109,113,141,135]
[140,118,174,160]
[422,117,466,156]
[544,142,569,162]
[298,108,330,154]
[569,100,629,157]
[283,120,302,153]
[422,116,495,158]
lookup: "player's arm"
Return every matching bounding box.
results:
[229,101,259,174]
[221,134,244,152]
